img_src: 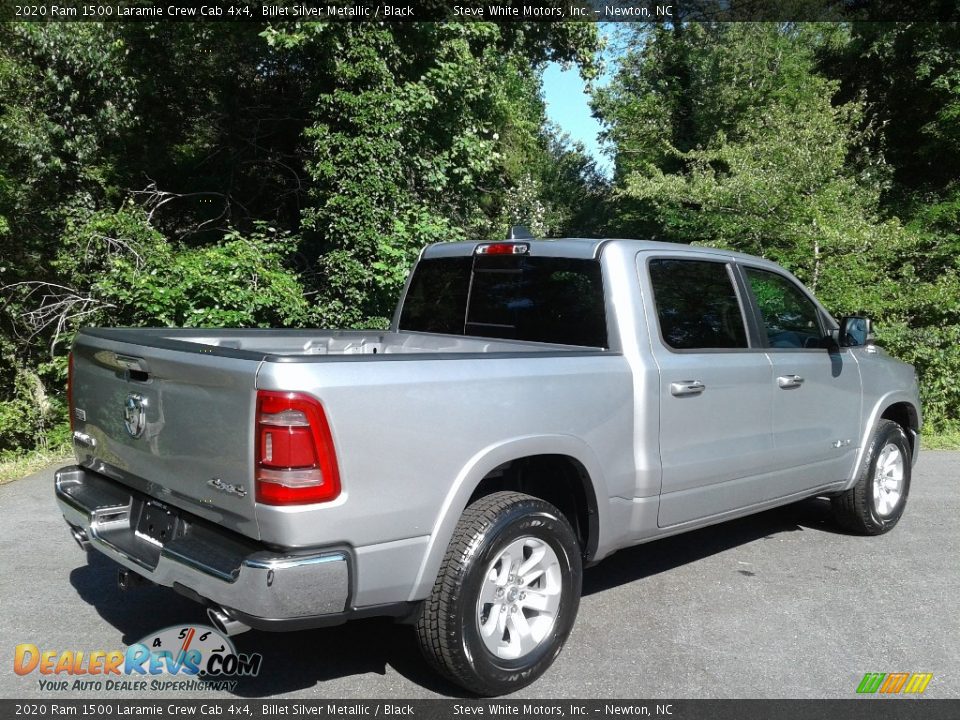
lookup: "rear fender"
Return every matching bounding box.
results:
[407,435,609,602]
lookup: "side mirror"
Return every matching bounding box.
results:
[837,316,873,347]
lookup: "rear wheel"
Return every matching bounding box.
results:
[416,491,582,696]
[832,419,912,535]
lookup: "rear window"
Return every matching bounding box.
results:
[399,255,607,348]
[649,258,748,350]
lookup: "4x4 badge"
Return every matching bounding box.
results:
[123,393,148,439]
[208,478,248,498]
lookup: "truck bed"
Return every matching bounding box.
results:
[81,327,601,361]
[70,327,629,558]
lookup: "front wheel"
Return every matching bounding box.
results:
[415,491,582,696]
[832,419,912,535]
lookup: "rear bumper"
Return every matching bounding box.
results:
[54,465,351,623]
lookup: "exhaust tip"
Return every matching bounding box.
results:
[71,526,90,551]
[207,606,251,637]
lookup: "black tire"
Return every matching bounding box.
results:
[831,419,912,535]
[415,491,582,696]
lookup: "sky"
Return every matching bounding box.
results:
[541,25,624,178]
[542,62,612,177]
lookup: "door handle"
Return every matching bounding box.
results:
[670,380,706,396]
[777,374,805,389]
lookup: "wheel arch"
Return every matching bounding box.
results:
[407,436,609,603]
[466,454,600,563]
[879,401,921,457]
[848,393,922,489]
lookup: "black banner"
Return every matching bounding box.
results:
[1,0,958,23]
[1,700,959,720]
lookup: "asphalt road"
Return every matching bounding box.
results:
[2,453,957,700]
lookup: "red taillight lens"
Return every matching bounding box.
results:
[67,351,74,433]
[255,390,340,505]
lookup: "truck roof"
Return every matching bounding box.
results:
[421,238,777,265]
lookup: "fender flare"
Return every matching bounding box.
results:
[407,434,610,602]
[846,391,921,489]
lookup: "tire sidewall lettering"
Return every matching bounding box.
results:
[455,503,581,692]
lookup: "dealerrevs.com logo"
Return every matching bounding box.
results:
[856,672,933,695]
[14,625,262,692]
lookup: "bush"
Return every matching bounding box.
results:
[56,207,313,330]
[0,364,64,454]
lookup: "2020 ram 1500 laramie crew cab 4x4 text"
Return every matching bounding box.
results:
[56,237,920,695]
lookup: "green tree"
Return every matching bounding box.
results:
[0,23,137,454]
[267,22,600,326]
[823,22,960,203]
[594,24,889,287]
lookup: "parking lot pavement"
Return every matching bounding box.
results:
[2,452,957,699]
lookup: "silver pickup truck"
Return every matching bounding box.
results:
[56,237,920,695]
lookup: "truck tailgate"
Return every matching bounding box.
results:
[70,330,263,540]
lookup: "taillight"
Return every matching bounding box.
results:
[255,390,341,505]
[67,351,74,433]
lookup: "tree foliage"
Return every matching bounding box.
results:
[273,22,601,326]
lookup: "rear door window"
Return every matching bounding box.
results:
[648,259,748,350]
